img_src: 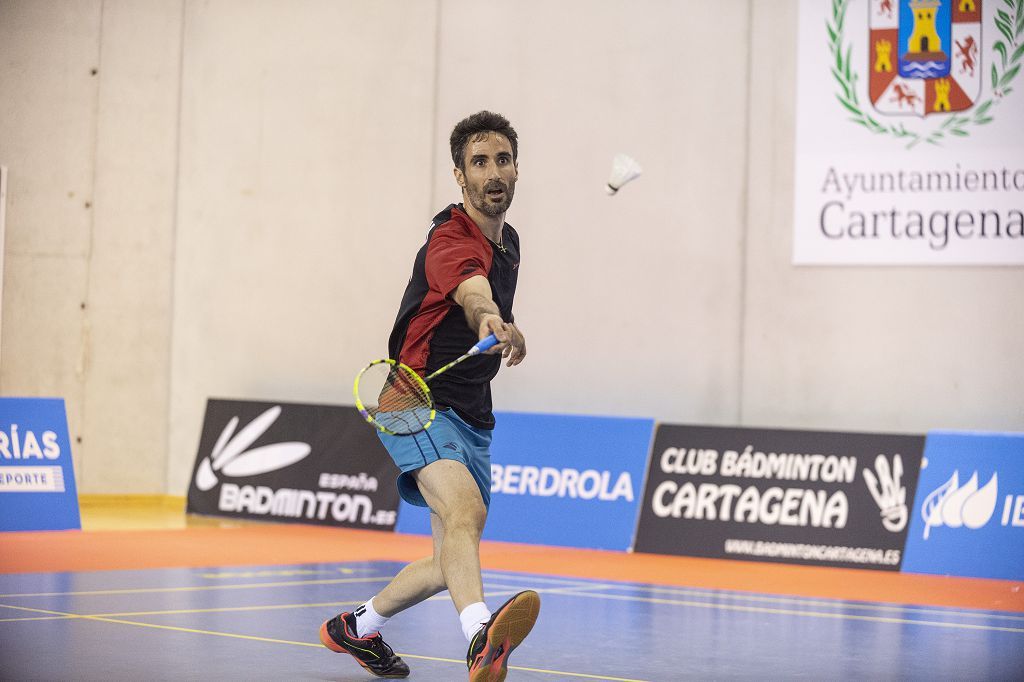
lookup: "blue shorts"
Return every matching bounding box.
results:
[376,408,492,509]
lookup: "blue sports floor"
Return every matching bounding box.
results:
[1,560,1022,680]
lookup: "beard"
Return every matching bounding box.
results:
[467,178,516,217]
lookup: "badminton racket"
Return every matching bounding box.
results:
[353,334,499,435]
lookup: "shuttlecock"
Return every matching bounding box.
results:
[605,153,642,195]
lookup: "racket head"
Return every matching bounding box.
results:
[352,359,435,436]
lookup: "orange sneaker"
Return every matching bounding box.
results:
[466,591,541,682]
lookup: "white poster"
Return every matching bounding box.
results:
[794,0,1024,265]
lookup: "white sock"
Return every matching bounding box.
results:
[459,601,491,642]
[354,597,389,637]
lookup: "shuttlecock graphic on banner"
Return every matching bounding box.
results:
[605,153,642,195]
[194,406,312,491]
[863,454,908,533]
[920,470,998,540]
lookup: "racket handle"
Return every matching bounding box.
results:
[470,333,499,355]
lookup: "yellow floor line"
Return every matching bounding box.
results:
[0,601,363,621]
[0,602,646,682]
[5,588,524,620]
[91,600,361,617]
[200,567,356,578]
[0,575,396,599]
[5,578,1016,633]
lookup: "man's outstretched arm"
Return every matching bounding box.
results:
[452,275,512,355]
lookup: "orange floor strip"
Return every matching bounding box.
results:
[2,523,1021,613]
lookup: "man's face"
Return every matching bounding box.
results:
[455,132,518,217]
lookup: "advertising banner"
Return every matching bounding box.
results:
[794,0,1024,265]
[634,424,923,570]
[0,397,81,531]
[902,430,1024,580]
[187,399,401,530]
[395,412,654,551]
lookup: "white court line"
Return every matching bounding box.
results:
[0,585,603,621]
[0,602,647,682]
[482,572,605,588]
[4,581,1017,635]
[587,582,1024,622]
[540,590,1024,634]
[5,567,1017,628]
[465,579,1024,633]
[0,572,599,601]
[483,570,1024,621]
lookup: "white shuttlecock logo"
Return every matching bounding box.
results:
[194,406,312,492]
[862,454,908,533]
[605,153,642,195]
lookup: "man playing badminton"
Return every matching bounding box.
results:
[320,111,539,681]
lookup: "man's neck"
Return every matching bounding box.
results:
[461,201,504,244]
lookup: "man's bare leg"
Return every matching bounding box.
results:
[409,459,487,612]
[372,513,447,617]
[352,459,489,645]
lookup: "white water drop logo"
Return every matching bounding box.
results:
[194,406,312,492]
[920,470,998,540]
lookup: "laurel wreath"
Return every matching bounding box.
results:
[828,0,1024,147]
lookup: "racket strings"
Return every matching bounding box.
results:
[358,363,432,435]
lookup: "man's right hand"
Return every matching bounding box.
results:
[478,313,511,355]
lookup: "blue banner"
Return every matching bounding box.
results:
[395,411,654,551]
[901,431,1024,581]
[0,397,81,531]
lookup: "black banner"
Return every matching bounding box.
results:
[634,424,924,570]
[187,399,401,529]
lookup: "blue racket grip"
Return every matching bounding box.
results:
[471,333,499,355]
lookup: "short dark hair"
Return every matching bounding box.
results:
[449,111,518,171]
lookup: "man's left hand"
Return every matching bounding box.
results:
[504,324,527,367]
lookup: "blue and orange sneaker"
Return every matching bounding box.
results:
[319,611,410,678]
[466,591,541,682]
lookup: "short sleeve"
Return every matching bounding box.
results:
[424,224,490,300]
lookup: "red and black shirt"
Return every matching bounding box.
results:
[387,204,520,430]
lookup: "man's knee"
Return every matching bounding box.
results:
[439,498,486,536]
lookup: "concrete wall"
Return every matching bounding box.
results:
[3,2,98,488]
[167,0,441,491]
[1,0,1020,495]
[1,1,179,492]
[433,0,751,425]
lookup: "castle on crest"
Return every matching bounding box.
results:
[905,0,948,62]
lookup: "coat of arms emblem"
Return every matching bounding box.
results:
[828,0,1022,146]
[870,0,983,116]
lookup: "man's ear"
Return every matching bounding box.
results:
[454,166,465,187]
